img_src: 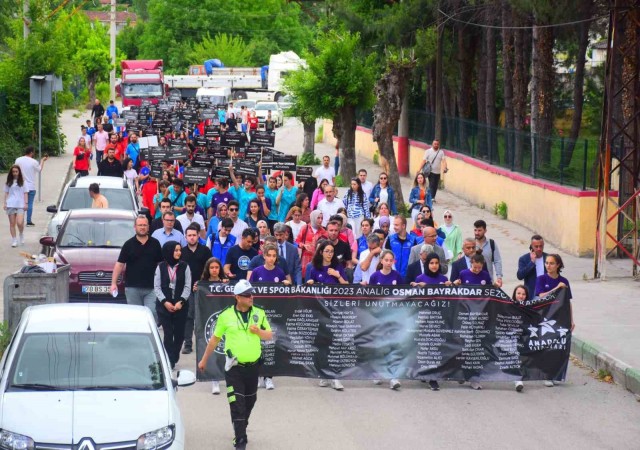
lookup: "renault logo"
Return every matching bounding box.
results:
[95,271,105,278]
[77,438,96,450]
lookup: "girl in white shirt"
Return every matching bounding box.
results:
[4,165,28,247]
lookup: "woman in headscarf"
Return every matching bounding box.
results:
[206,202,228,243]
[296,209,327,278]
[153,241,192,369]
[438,209,462,261]
[413,253,450,286]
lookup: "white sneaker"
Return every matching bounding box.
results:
[470,382,482,390]
[19,235,24,246]
[258,377,266,388]
[11,239,17,248]
[543,380,555,387]
[331,380,344,391]
[211,381,220,395]
[372,379,382,385]
[265,377,275,390]
[318,379,329,388]
[515,381,524,392]
[390,379,401,390]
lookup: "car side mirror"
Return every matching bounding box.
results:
[46,205,58,213]
[40,236,55,247]
[176,370,196,387]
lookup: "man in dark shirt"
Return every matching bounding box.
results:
[224,228,258,281]
[151,198,184,233]
[325,220,352,268]
[98,147,124,177]
[91,99,105,127]
[180,223,211,354]
[111,215,163,321]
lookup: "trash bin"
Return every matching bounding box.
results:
[3,264,70,332]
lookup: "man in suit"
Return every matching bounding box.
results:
[516,234,548,299]
[408,226,447,274]
[450,238,489,282]
[273,222,302,285]
[406,244,434,284]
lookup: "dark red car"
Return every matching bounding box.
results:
[40,209,137,303]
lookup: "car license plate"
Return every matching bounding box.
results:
[82,286,111,294]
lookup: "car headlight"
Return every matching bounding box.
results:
[0,429,34,450]
[136,424,175,450]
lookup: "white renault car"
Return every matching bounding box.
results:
[0,304,195,449]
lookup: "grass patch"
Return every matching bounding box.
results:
[315,123,324,143]
[0,322,12,358]
[297,153,320,166]
[493,201,508,219]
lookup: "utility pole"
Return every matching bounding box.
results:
[435,5,443,140]
[109,0,117,101]
[23,0,30,39]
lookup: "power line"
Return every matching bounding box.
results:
[438,9,608,30]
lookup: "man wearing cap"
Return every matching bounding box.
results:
[198,280,272,450]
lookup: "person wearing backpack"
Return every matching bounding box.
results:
[473,219,503,288]
[419,139,447,202]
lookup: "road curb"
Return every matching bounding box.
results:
[571,334,640,396]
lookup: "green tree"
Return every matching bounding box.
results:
[286,30,376,179]
[188,33,254,67]
[137,0,313,71]
[75,26,112,105]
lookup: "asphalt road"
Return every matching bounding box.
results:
[38,113,640,450]
[172,119,640,450]
[175,353,640,450]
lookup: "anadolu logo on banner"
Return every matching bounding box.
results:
[526,318,569,350]
[204,311,226,355]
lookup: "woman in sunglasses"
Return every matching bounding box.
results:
[369,172,397,215]
[438,209,462,261]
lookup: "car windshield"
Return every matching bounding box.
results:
[235,101,255,109]
[255,103,277,110]
[60,187,134,211]
[123,83,163,98]
[9,333,165,391]
[199,96,227,105]
[59,217,134,247]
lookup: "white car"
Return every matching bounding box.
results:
[0,303,195,449]
[46,175,144,239]
[254,101,283,128]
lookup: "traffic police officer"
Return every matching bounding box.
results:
[198,280,272,450]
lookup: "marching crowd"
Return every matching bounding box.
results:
[4,101,575,449]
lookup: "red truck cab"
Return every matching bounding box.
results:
[117,60,167,107]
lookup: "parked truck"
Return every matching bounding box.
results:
[116,59,167,107]
[165,51,304,101]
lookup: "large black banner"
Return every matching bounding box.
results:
[195,284,571,383]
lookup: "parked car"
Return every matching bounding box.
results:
[233,99,256,111]
[277,94,293,111]
[254,101,284,129]
[46,174,145,239]
[0,303,195,449]
[40,208,136,302]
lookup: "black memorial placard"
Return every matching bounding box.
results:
[149,163,163,178]
[272,154,297,171]
[148,147,167,161]
[220,131,247,148]
[235,160,260,177]
[196,284,572,383]
[193,153,215,169]
[297,166,313,182]
[250,130,276,147]
[166,145,189,160]
[183,166,210,185]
